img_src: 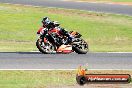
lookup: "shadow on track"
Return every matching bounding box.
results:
[0,52,42,54]
[0,52,74,55]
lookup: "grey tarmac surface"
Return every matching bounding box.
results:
[0,0,132,15]
[0,0,132,70]
[0,52,132,69]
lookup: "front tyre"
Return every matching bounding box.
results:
[36,39,56,54]
[72,38,88,54]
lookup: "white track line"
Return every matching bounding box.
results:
[0,69,132,70]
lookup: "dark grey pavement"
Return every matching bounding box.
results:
[0,52,132,69]
[0,0,132,15]
[0,0,132,70]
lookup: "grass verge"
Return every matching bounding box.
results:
[0,70,131,88]
[0,3,132,52]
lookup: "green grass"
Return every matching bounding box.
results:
[0,70,76,88]
[0,70,131,88]
[0,3,132,52]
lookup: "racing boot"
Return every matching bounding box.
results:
[64,34,74,45]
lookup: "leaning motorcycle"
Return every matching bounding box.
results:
[36,27,88,54]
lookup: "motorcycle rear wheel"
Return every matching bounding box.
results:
[72,38,88,54]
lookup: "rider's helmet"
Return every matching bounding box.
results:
[42,17,51,27]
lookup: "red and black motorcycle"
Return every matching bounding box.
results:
[36,27,88,54]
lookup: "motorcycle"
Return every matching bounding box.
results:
[36,27,88,54]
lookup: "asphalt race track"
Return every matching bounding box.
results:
[0,0,132,69]
[0,52,132,69]
[0,0,132,15]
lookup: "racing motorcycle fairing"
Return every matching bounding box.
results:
[57,45,73,54]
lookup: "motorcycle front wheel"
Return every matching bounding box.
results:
[36,39,56,54]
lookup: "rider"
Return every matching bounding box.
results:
[40,17,73,44]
